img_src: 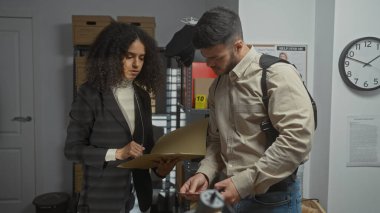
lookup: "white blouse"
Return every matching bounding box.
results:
[105,81,135,161]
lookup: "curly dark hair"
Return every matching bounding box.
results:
[86,21,163,94]
[193,7,243,49]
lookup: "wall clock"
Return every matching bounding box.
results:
[338,36,380,91]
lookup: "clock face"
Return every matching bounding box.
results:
[338,37,380,91]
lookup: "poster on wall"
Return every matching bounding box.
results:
[346,115,380,167]
[254,44,308,83]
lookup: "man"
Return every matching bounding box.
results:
[180,7,315,213]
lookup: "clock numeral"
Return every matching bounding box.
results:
[354,78,358,84]
[355,43,360,50]
[364,40,372,47]
[377,43,379,50]
[374,78,379,85]
[363,81,368,87]
[347,71,352,77]
[345,61,350,67]
[348,51,355,57]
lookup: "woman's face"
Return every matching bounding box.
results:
[123,39,145,81]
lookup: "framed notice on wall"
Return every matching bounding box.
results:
[254,44,308,83]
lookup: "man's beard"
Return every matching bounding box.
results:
[223,51,239,74]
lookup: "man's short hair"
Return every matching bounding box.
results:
[193,7,243,49]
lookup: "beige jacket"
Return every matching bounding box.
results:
[197,47,315,198]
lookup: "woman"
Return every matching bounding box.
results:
[65,22,175,213]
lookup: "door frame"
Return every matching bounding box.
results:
[0,8,42,195]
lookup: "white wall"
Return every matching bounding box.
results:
[0,0,237,196]
[239,0,316,105]
[329,0,380,212]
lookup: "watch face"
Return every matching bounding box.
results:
[339,37,380,91]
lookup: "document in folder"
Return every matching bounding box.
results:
[118,118,208,169]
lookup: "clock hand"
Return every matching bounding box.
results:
[363,54,380,67]
[346,56,368,65]
[346,56,380,71]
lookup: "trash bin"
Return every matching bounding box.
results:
[33,192,70,213]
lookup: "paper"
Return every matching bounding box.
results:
[347,115,380,167]
[117,153,204,169]
[118,118,208,169]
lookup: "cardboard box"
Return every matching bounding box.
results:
[192,63,217,108]
[181,62,217,109]
[117,16,155,38]
[75,56,87,90]
[193,78,214,109]
[72,15,114,45]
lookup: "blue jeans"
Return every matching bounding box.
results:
[223,178,301,213]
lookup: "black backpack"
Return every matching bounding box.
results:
[259,54,317,148]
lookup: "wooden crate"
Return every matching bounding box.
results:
[72,15,114,45]
[117,16,155,38]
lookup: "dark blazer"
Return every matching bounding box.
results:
[64,82,154,213]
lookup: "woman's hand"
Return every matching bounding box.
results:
[115,141,145,160]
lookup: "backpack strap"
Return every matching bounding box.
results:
[259,54,318,150]
[259,54,289,112]
[259,54,290,148]
[303,85,318,129]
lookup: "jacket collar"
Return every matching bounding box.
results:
[132,89,144,145]
[102,85,146,145]
[102,88,131,133]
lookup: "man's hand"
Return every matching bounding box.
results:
[180,173,209,200]
[214,178,240,205]
[116,141,145,160]
[153,158,179,177]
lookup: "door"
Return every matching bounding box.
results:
[0,17,35,213]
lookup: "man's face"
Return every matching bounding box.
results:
[200,43,239,75]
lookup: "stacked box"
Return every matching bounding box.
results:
[117,16,155,38]
[72,15,114,45]
[194,78,214,109]
[182,62,217,109]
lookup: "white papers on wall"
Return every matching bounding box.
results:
[347,115,380,167]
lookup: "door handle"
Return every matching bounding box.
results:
[12,116,32,122]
